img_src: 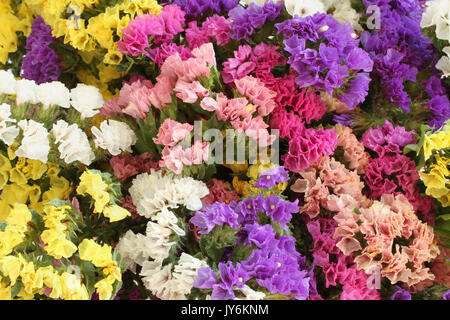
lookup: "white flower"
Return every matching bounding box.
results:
[154,208,186,236]
[16,119,50,163]
[421,0,450,42]
[235,285,266,300]
[91,120,137,156]
[15,79,39,105]
[332,0,362,31]
[239,0,278,6]
[285,0,325,17]
[171,253,208,296]
[0,103,19,146]
[70,84,104,118]
[129,170,209,219]
[52,120,95,165]
[0,70,16,95]
[140,261,178,300]
[36,81,71,109]
[436,47,450,78]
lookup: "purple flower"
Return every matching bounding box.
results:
[443,289,450,300]
[263,196,299,229]
[193,267,218,289]
[211,262,250,300]
[391,286,411,300]
[236,195,265,225]
[229,1,283,40]
[425,76,450,130]
[243,223,276,249]
[174,0,238,18]
[254,166,290,189]
[190,202,240,234]
[22,16,60,84]
[333,114,354,126]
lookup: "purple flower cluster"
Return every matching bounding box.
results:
[22,16,60,84]
[276,13,373,109]
[390,286,412,300]
[253,166,290,189]
[425,76,450,130]
[191,194,299,233]
[361,120,417,156]
[360,0,433,112]
[174,0,238,18]
[193,223,316,300]
[333,114,354,126]
[229,1,284,41]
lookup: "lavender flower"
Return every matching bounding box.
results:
[391,286,412,300]
[210,262,250,300]
[174,0,238,18]
[443,289,450,300]
[22,16,60,84]
[193,267,218,289]
[190,202,240,234]
[333,114,354,126]
[254,166,290,189]
[425,76,450,130]
[263,196,299,229]
[229,1,283,40]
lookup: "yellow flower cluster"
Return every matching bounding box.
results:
[0,148,72,222]
[232,162,288,197]
[78,239,121,300]
[0,1,31,64]
[420,155,449,207]
[0,204,32,257]
[0,255,90,300]
[76,170,130,222]
[41,205,78,259]
[419,121,450,207]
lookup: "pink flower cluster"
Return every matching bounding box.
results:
[201,179,240,205]
[334,124,370,174]
[221,43,326,124]
[110,152,159,181]
[159,141,210,175]
[101,43,216,119]
[291,156,364,219]
[118,5,186,57]
[361,120,417,156]
[200,76,277,147]
[152,118,210,174]
[186,14,232,48]
[364,154,435,224]
[274,116,338,173]
[333,193,439,286]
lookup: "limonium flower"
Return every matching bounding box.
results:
[253,166,290,189]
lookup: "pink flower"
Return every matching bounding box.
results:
[159,141,210,174]
[234,76,276,116]
[222,45,255,84]
[174,80,209,103]
[186,21,210,48]
[203,15,231,46]
[153,118,193,147]
[118,80,153,119]
[202,179,240,205]
[149,43,192,67]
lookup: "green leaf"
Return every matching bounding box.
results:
[11,280,22,298]
[0,222,7,232]
[45,199,70,208]
[79,260,97,298]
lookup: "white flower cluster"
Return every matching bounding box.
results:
[116,170,210,299]
[16,119,50,163]
[421,0,450,78]
[421,0,450,42]
[0,71,104,117]
[140,253,208,300]
[239,0,361,30]
[52,120,96,165]
[128,169,209,219]
[0,103,19,146]
[91,120,137,156]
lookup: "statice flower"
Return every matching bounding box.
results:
[391,286,412,300]
[254,166,290,189]
[360,0,433,112]
[210,262,250,299]
[190,202,240,234]
[443,289,450,300]
[425,76,450,130]
[174,0,238,18]
[276,13,373,109]
[333,113,354,126]
[229,1,284,40]
[186,14,232,48]
[22,16,60,84]
[361,120,417,157]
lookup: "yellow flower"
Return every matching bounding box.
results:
[423,130,450,159]
[0,281,11,300]
[0,255,23,286]
[41,175,72,205]
[6,203,32,234]
[44,236,78,259]
[94,278,113,300]
[103,262,122,283]
[20,261,38,295]
[78,239,113,268]
[0,230,24,256]
[420,155,450,207]
[77,170,110,213]
[224,161,249,174]
[102,205,131,222]
[103,49,123,65]
[98,63,124,83]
